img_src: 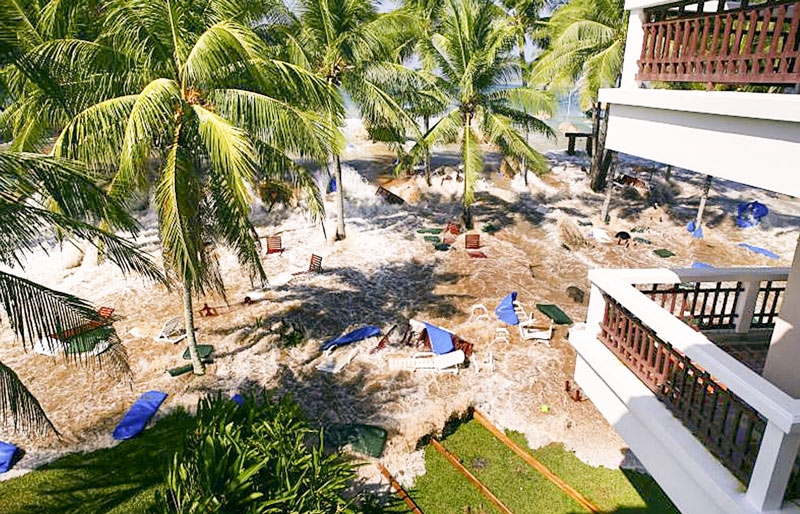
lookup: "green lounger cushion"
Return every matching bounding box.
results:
[417,228,443,234]
[654,248,675,258]
[325,423,387,458]
[633,237,651,245]
[182,344,214,360]
[423,235,440,242]
[167,364,193,377]
[434,243,451,251]
[536,304,573,325]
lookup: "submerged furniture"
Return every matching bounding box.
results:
[471,303,491,321]
[513,301,553,343]
[495,292,520,325]
[265,235,284,255]
[113,391,168,440]
[465,233,487,258]
[376,185,404,205]
[154,316,187,344]
[0,441,18,473]
[320,326,382,352]
[33,306,116,357]
[492,327,511,344]
[536,304,573,325]
[182,344,214,361]
[326,423,388,458]
[316,347,360,374]
[388,350,465,374]
[565,131,593,155]
[293,254,323,275]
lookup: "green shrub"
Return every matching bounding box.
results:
[152,393,355,513]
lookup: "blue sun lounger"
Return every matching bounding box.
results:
[113,391,168,441]
[0,441,18,473]
[422,323,455,354]
[495,291,520,325]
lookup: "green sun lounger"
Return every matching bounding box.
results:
[536,304,572,325]
[654,248,675,258]
[423,235,440,243]
[434,243,451,251]
[417,228,443,234]
[325,423,387,458]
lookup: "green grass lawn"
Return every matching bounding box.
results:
[0,411,193,514]
[0,414,678,514]
[403,419,679,514]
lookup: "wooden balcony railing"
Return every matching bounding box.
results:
[637,0,800,85]
[599,295,767,484]
[637,278,785,331]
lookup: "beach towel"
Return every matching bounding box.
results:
[495,292,520,325]
[692,262,714,269]
[320,326,381,351]
[739,243,779,260]
[423,323,455,354]
[536,304,573,325]
[325,424,387,458]
[654,249,675,258]
[182,345,214,361]
[0,441,17,473]
[113,391,168,441]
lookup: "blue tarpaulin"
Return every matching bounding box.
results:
[423,323,455,354]
[686,221,704,239]
[739,243,779,260]
[495,292,520,325]
[328,177,337,193]
[736,201,768,228]
[320,326,382,351]
[692,262,715,269]
[0,441,17,473]
[113,391,168,441]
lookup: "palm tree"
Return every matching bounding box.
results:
[53,0,339,375]
[530,0,626,190]
[0,151,162,434]
[285,0,419,240]
[419,0,554,228]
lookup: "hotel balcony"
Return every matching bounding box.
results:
[569,266,800,513]
[597,0,800,199]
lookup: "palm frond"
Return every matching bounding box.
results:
[0,361,55,435]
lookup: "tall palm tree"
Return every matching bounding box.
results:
[53,0,339,375]
[530,0,626,190]
[0,151,162,434]
[285,0,419,240]
[419,0,554,228]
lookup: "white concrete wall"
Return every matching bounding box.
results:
[764,240,800,397]
[598,89,800,199]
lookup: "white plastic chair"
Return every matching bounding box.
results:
[154,317,187,344]
[512,301,552,344]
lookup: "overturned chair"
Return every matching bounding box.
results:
[513,301,553,344]
[154,316,187,344]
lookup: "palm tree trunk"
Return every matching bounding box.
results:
[462,114,474,230]
[182,281,204,375]
[334,154,346,240]
[590,103,612,192]
[424,116,432,187]
[600,152,618,224]
[694,175,712,230]
[518,35,529,186]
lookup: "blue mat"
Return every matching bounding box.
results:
[320,326,381,351]
[113,391,168,441]
[423,323,455,354]
[692,262,715,269]
[739,243,779,260]
[495,292,520,325]
[0,441,17,473]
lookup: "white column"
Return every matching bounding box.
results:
[619,9,646,89]
[585,283,607,337]
[734,280,760,334]
[763,238,800,397]
[746,421,800,510]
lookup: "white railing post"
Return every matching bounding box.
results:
[585,283,607,338]
[745,421,800,510]
[620,9,646,89]
[735,279,761,334]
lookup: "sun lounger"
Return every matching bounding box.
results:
[112,391,168,441]
[417,227,443,234]
[434,243,451,251]
[492,327,511,344]
[653,248,675,258]
[154,316,187,344]
[376,185,405,205]
[33,306,116,357]
[0,441,18,473]
[316,347,360,374]
[166,364,193,377]
[424,235,440,243]
[495,292,520,325]
[320,326,382,352]
[423,323,455,354]
[293,254,323,275]
[471,304,491,321]
[265,235,284,255]
[536,304,573,325]
[182,344,214,361]
[514,301,553,343]
[388,350,465,374]
[325,423,388,458]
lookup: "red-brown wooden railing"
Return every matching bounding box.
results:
[599,295,766,484]
[637,0,800,85]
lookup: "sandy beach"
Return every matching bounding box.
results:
[1,118,798,491]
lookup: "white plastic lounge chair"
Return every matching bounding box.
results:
[513,301,553,344]
[154,317,187,344]
[316,347,360,374]
[470,304,491,321]
[492,327,511,344]
[388,350,465,375]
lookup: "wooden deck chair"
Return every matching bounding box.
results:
[293,254,323,275]
[154,316,187,344]
[513,301,553,344]
[465,233,487,258]
[265,235,284,255]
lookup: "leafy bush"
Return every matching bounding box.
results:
[152,393,355,513]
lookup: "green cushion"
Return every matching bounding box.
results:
[167,364,193,377]
[423,235,440,242]
[325,424,387,458]
[434,243,451,251]
[417,228,443,234]
[633,237,651,245]
[536,304,573,325]
[654,248,675,258]
[182,345,214,360]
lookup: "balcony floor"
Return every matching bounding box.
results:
[706,331,772,375]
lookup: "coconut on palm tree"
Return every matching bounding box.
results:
[530,0,626,190]
[285,0,420,240]
[418,0,554,228]
[52,0,339,375]
[0,151,163,433]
